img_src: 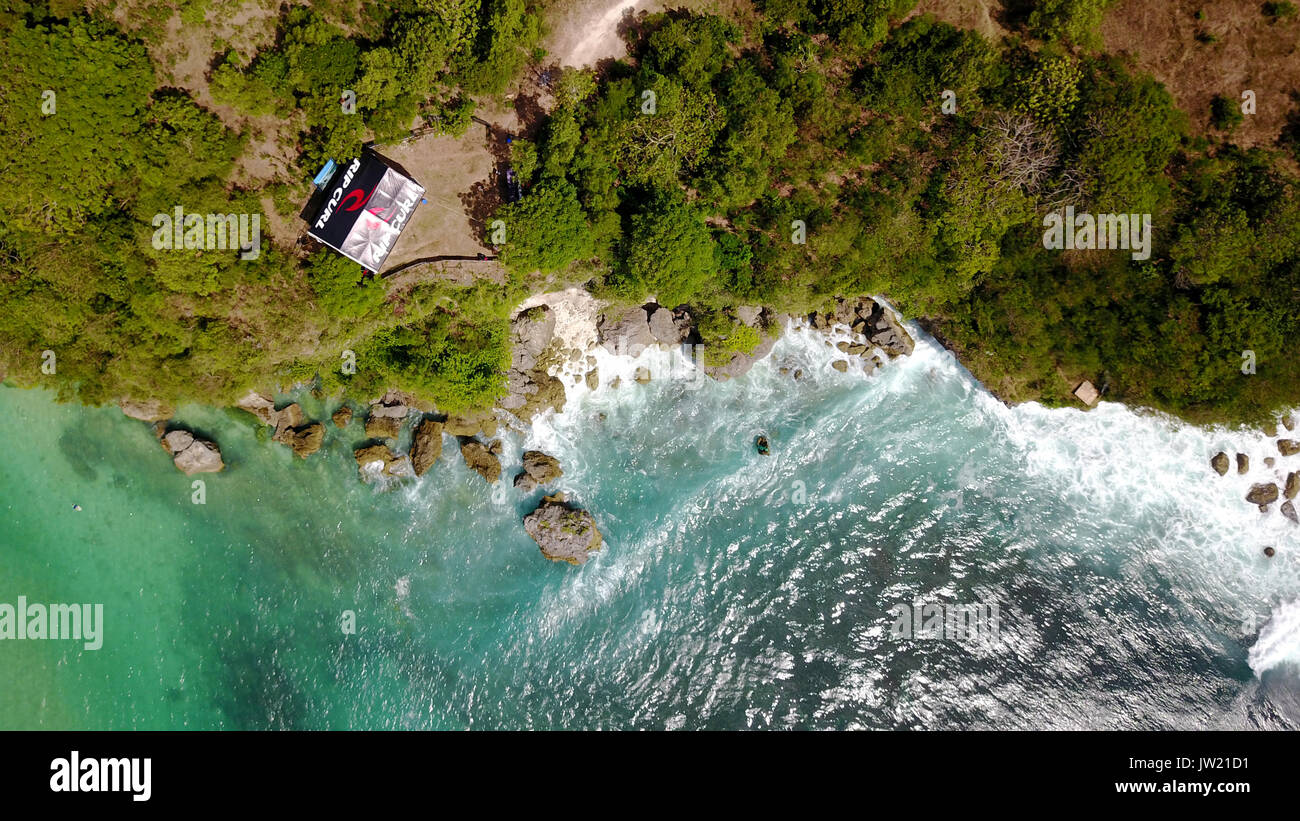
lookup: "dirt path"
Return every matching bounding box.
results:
[545,0,650,67]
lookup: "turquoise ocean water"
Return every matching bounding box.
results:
[2,323,1299,729]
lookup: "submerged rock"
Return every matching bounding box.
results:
[1210,452,1229,476]
[514,450,562,492]
[410,419,444,477]
[523,493,603,566]
[1283,501,1298,525]
[460,439,501,483]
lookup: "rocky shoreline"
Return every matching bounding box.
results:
[1210,413,1300,542]
[112,292,920,564]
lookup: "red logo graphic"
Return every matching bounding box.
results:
[340,188,374,212]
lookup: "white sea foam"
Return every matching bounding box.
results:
[525,312,1300,679]
[1249,599,1300,675]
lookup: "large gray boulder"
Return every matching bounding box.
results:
[163,433,224,475]
[598,306,656,354]
[523,493,603,565]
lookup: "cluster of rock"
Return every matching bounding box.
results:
[522,492,603,565]
[119,398,225,475]
[1210,415,1300,529]
[502,306,568,422]
[805,297,914,375]
[235,391,326,459]
[598,302,697,353]
[158,428,224,475]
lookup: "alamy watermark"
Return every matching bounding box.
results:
[889,601,1000,644]
[152,206,261,260]
[1042,206,1151,261]
[0,596,103,650]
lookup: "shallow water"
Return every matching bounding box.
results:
[1,322,1298,729]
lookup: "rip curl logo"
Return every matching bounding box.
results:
[315,157,362,228]
[50,752,151,802]
[340,187,374,212]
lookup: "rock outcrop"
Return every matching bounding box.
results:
[460,439,502,483]
[1236,453,1250,474]
[354,444,413,482]
[277,423,323,459]
[598,306,657,353]
[1247,482,1280,508]
[523,492,603,566]
[410,419,444,477]
[367,394,409,419]
[1283,501,1298,525]
[501,305,566,421]
[235,390,276,425]
[331,406,353,428]
[444,410,499,437]
[161,429,224,475]
[1210,452,1230,476]
[807,297,915,358]
[1286,471,1300,500]
[118,398,174,423]
[271,403,304,438]
[1279,440,1300,457]
[514,450,563,492]
[364,413,401,440]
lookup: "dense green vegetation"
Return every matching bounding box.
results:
[2,0,1299,425]
[494,3,1300,422]
[0,0,529,413]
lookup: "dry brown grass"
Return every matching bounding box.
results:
[1100,0,1300,151]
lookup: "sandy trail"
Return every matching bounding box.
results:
[550,0,647,67]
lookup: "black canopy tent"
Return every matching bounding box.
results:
[307,153,425,273]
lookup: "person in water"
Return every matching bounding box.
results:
[755,435,770,455]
